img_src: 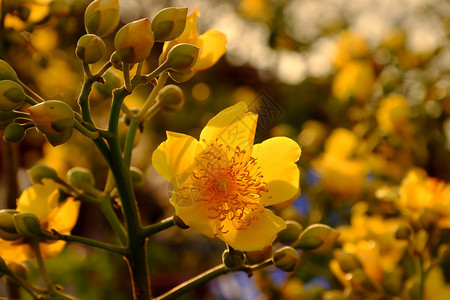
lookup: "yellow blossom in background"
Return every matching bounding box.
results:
[0,180,80,263]
[312,128,369,197]
[333,31,370,69]
[398,169,450,228]
[424,266,450,300]
[152,102,301,251]
[239,0,272,21]
[3,1,50,32]
[376,94,411,134]
[162,8,226,72]
[30,27,60,52]
[332,60,375,103]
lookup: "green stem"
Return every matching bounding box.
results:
[95,61,112,77]
[49,231,126,255]
[136,61,144,76]
[18,79,45,102]
[123,116,139,167]
[100,193,127,245]
[73,119,100,139]
[3,269,39,299]
[30,239,54,292]
[83,62,93,79]
[24,95,39,106]
[141,100,162,121]
[136,72,168,120]
[108,87,151,300]
[140,217,175,238]
[123,63,132,92]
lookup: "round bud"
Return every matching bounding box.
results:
[76,34,106,64]
[0,210,22,241]
[222,249,245,269]
[273,246,299,272]
[292,224,340,255]
[157,85,184,112]
[12,212,42,238]
[334,250,362,273]
[0,60,18,81]
[110,51,123,70]
[164,43,199,71]
[0,80,25,111]
[27,164,58,184]
[130,166,145,189]
[3,123,26,143]
[151,7,188,42]
[27,100,75,136]
[44,129,73,147]
[85,0,120,37]
[276,220,303,245]
[67,167,94,190]
[245,245,272,264]
[0,110,18,129]
[395,224,412,240]
[168,68,195,83]
[114,18,154,64]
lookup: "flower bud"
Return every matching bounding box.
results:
[114,18,154,64]
[222,248,245,269]
[168,68,195,83]
[110,51,123,70]
[334,250,362,273]
[0,210,22,241]
[164,43,199,71]
[0,60,18,81]
[76,34,106,64]
[27,100,75,136]
[292,224,340,255]
[93,70,122,98]
[27,163,58,184]
[245,245,272,264]
[276,220,303,245]
[273,246,299,272]
[67,167,94,190]
[347,269,378,294]
[151,7,188,42]
[157,85,184,112]
[44,129,73,146]
[130,166,145,189]
[3,123,26,143]
[0,111,17,129]
[418,208,437,230]
[13,212,42,238]
[85,0,120,37]
[395,224,412,240]
[0,80,25,111]
[173,215,189,229]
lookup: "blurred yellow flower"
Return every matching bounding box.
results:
[333,31,370,69]
[162,8,226,72]
[398,169,450,228]
[0,180,80,263]
[332,61,375,103]
[152,102,301,251]
[376,95,411,134]
[239,0,272,21]
[425,266,450,300]
[312,128,369,197]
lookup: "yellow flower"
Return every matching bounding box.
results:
[162,8,226,72]
[0,180,80,263]
[425,266,450,300]
[333,31,370,69]
[376,95,411,134]
[398,169,450,228]
[332,60,375,103]
[152,102,301,251]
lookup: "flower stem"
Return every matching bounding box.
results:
[73,119,100,139]
[83,62,93,79]
[100,193,127,245]
[140,217,175,238]
[123,63,132,92]
[123,116,139,167]
[95,61,112,77]
[29,239,54,292]
[136,72,168,121]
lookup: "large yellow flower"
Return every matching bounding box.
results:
[162,8,226,72]
[0,180,80,263]
[152,102,301,251]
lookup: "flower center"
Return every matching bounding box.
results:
[190,139,268,233]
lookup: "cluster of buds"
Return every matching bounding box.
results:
[0,210,46,241]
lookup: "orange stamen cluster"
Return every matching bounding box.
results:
[189,139,268,233]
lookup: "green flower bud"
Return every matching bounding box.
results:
[222,248,245,269]
[76,34,106,64]
[93,70,122,98]
[418,208,437,230]
[130,166,145,189]
[334,250,362,273]
[67,167,94,190]
[0,60,18,81]
[3,123,26,143]
[272,246,299,272]
[292,224,340,255]
[0,210,22,241]
[85,0,120,37]
[110,51,123,70]
[347,269,378,294]
[0,80,25,111]
[151,7,188,42]
[168,68,195,83]
[395,224,412,240]
[0,110,18,129]
[173,215,189,229]
[157,85,184,112]
[13,212,42,238]
[27,100,74,136]
[276,220,303,245]
[164,43,199,71]
[27,164,58,184]
[114,18,154,64]
[44,129,73,146]
[245,245,272,264]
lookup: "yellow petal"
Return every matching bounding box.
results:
[199,102,257,153]
[40,240,67,259]
[0,240,32,263]
[46,197,81,234]
[193,29,227,72]
[152,132,202,185]
[252,137,301,206]
[216,209,286,251]
[176,7,200,43]
[16,179,59,223]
